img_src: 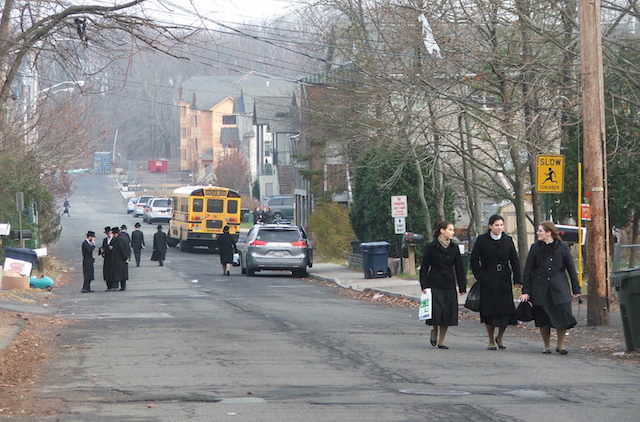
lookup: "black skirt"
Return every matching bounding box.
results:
[480,313,517,328]
[533,291,577,330]
[425,288,459,327]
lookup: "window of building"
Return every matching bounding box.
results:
[193,115,199,127]
[181,106,186,117]
[222,115,236,125]
[181,128,187,138]
[194,138,198,151]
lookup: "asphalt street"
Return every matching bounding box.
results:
[27,174,640,421]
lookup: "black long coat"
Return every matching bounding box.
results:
[470,232,521,316]
[82,240,95,281]
[101,237,112,282]
[131,229,145,249]
[522,240,580,306]
[120,231,131,255]
[110,235,130,282]
[152,231,168,261]
[218,233,237,265]
[419,239,467,293]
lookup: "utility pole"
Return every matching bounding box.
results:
[578,0,610,325]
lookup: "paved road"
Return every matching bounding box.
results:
[29,174,640,421]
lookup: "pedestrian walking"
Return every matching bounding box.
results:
[98,226,114,291]
[131,222,145,267]
[151,225,168,266]
[419,220,467,349]
[62,198,70,217]
[81,231,96,293]
[218,225,238,276]
[120,224,131,254]
[519,221,581,355]
[470,214,521,350]
[110,227,130,291]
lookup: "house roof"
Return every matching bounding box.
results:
[180,75,295,113]
[253,96,299,133]
[220,127,240,146]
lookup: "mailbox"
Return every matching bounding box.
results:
[403,232,424,245]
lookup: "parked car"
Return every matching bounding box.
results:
[133,196,154,217]
[126,197,139,214]
[262,195,294,220]
[237,223,313,277]
[143,198,172,224]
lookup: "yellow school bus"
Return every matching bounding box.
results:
[168,185,241,252]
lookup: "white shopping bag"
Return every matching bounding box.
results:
[419,289,432,320]
[232,253,240,266]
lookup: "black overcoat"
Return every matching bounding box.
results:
[218,233,237,265]
[470,232,521,315]
[522,240,580,306]
[419,239,467,293]
[152,231,168,261]
[101,237,113,282]
[82,240,95,281]
[110,235,129,282]
[120,231,131,255]
[131,229,145,249]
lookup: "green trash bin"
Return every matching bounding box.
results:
[612,268,640,352]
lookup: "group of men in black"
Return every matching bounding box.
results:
[81,223,169,293]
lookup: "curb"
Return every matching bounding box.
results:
[0,325,22,352]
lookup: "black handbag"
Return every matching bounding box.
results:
[464,282,481,312]
[515,300,534,322]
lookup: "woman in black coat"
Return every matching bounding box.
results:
[520,221,581,355]
[470,214,521,350]
[110,227,130,291]
[218,225,238,276]
[419,220,467,349]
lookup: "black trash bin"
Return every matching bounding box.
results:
[612,268,640,352]
[361,241,391,279]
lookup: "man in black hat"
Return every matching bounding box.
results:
[98,226,114,291]
[110,226,130,291]
[131,222,145,267]
[81,231,96,293]
[152,225,168,266]
[120,224,131,255]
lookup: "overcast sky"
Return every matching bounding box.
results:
[147,0,296,26]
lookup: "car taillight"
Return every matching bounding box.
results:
[193,215,201,220]
[250,239,268,247]
[291,240,307,247]
[146,207,152,212]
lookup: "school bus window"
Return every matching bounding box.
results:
[207,199,224,213]
[227,200,238,214]
[193,198,204,212]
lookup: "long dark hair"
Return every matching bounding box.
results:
[540,221,562,242]
[433,220,453,239]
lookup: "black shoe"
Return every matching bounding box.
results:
[106,288,118,292]
[81,289,92,293]
[556,348,568,355]
[487,346,497,350]
[437,345,449,349]
[495,337,506,350]
[430,328,437,347]
[226,270,230,276]
[119,288,126,291]
[136,264,140,267]
[543,349,552,354]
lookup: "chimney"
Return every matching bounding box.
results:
[192,92,197,107]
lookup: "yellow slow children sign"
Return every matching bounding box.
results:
[536,154,565,193]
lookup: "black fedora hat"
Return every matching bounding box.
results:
[134,222,141,228]
[86,231,95,237]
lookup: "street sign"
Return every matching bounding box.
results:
[391,195,408,217]
[581,203,592,221]
[536,154,565,193]
[394,217,406,234]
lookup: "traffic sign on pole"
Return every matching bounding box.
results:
[536,154,565,193]
[391,195,408,217]
[394,217,406,234]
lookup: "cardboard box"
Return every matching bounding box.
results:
[2,269,30,290]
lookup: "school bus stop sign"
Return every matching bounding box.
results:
[536,154,565,193]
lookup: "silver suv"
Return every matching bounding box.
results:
[263,195,294,220]
[237,224,313,277]
[143,198,172,224]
